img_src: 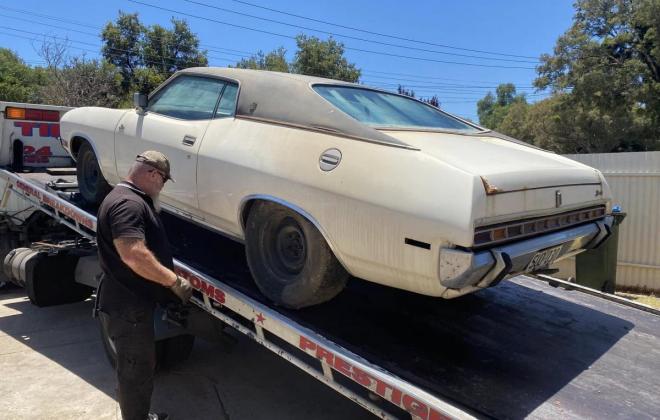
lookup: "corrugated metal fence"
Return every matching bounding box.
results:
[553,151,660,292]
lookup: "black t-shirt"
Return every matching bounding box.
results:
[96,182,176,311]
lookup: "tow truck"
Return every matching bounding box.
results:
[1,103,659,419]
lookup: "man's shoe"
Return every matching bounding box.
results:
[147,413,169,420]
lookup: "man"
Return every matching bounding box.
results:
[96,151,192,420]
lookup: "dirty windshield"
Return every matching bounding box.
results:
[313,85,481,132]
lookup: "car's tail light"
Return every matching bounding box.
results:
[5,106,60,122]
[474,206,606,247]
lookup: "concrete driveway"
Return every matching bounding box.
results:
[0,287,375,419]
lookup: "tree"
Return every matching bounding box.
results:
[233,47,289,72]
[535,0,660,152]
[397,85,416,97]
[102,12,144,93]
[291,35,360,82]
[423,95,440,108]
[0,48,44,102]
[477,83,527,129]
[101,12,208,95]
[38,57,123,108]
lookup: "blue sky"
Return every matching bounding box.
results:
[0,0,576,121]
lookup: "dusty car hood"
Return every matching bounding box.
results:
[382,130,601,192]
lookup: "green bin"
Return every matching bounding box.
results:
[575,209,627,293]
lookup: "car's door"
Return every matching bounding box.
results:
[114,75,230,214]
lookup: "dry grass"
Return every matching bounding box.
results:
[616,292,660,309]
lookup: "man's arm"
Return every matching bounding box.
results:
[114,237,177,287]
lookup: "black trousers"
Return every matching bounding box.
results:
[100,306,156,420]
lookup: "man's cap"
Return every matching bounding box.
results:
[136,150,175,182]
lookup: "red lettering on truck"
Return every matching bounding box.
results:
[297,337,453,420]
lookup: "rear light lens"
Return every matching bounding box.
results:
[5,106,60,121]
[6,107,25,119]
[474,206,606,248]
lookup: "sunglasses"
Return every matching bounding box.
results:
[149,169,168,183]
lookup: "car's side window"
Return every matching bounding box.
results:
[215,83,238,118]
[148,76,225,120]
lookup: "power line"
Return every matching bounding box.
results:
[0,6,255,57]
[0,29,233,68]
[1,6,541,87]
[211,0,540,60]
[363,69,537,85]
[361,74,538,90]
[129,0,537,70]
[181,0,538,64]
[1,26,242,66]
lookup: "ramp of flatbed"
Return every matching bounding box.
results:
[162,212,660,420]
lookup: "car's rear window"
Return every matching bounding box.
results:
[313,85,480,132]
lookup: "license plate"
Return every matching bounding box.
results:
[525,245,563,272]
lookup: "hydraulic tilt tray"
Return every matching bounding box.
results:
[2,168,659,420]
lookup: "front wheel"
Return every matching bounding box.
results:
[76,142,111,206]
[245,201,348,309]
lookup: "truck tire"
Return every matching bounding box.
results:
[99,318,195,371]
[77,142,111,206]
[25,252,94,307]
[245,201,348,309]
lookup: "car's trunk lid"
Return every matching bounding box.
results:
[381,130,606,220]
[383,130,601,191]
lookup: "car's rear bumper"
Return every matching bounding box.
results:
[439,216,613,290]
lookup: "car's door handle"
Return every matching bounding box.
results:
[182,135,196,146]
[118,124,124,131]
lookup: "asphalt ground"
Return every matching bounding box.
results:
[0,286,374,420]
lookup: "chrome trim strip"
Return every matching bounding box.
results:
[235,115,420,151]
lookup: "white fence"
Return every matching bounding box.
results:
[552,151,660,293]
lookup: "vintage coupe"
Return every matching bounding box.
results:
[60,67,613,308]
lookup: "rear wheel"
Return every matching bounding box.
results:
[76,142,111,206]
[245,201,348,309]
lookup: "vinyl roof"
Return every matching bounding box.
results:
[177,67,414,148]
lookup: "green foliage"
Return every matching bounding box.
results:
[291,35,360,82]
[101,11,207,96]
[534,0,660,152]
[0,48,45,102]
[477,84,527,130]
[233,47,290,72]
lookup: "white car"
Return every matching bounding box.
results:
[60,67,613,308]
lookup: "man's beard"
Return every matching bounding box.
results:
[151,193,162,213]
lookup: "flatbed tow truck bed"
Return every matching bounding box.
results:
[2,169,659,419]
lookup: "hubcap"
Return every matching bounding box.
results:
[274,221,306,274]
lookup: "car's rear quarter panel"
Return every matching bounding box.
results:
[197,118,479,296]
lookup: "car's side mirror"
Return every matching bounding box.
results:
[133,92,148,111]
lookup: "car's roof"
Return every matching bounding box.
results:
[175,67,414,149]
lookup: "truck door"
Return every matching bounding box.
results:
[114,75,229,214]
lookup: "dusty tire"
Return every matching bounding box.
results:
[76,142,111,206]
[245,201,348,308]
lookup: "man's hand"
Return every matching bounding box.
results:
[170,275,193,303]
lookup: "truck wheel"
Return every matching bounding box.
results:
[245,201,348,309]
[98,318,195,371]
[77,142,111,206]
